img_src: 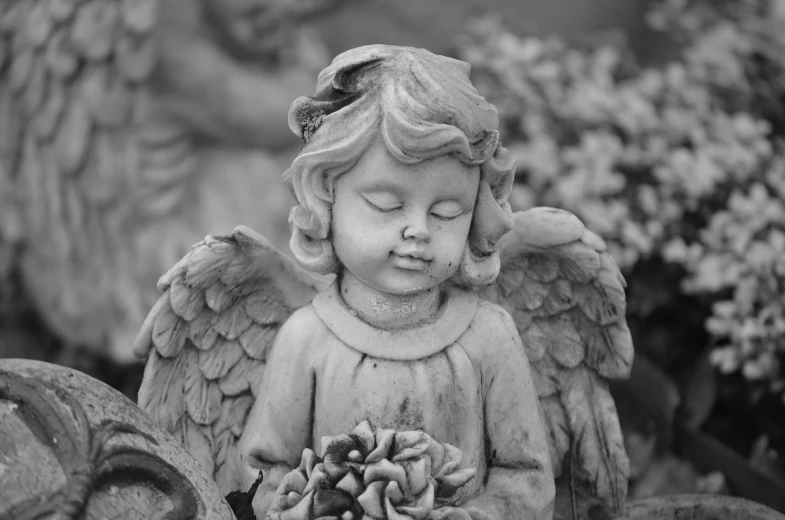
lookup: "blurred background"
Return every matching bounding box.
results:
[2,0,785,512]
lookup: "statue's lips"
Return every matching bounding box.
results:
[390,253,430,271]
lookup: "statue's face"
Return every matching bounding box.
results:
[331,140,480,295]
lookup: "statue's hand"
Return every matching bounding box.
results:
[428,506,473,520]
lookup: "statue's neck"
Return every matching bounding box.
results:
[338,271,441,331]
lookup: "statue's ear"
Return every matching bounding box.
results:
[287,88,362,143]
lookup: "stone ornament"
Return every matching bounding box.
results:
[0,358,235,519]
[265,420,477,520]
[135,45,634,520]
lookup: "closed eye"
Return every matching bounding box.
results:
[430,200,465,220]
[362,192,403,212]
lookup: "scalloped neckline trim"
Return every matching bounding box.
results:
[312,282,478,361]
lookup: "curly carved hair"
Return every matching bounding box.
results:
[284,45,516,286]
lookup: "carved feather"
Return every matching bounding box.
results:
[561,368,628,512]
[494,207,633,515]
[135,226,321,492]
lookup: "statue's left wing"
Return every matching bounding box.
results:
[480,208,634,517]
[134,226,324,495]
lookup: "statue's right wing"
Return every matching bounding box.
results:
[134,226,324,494]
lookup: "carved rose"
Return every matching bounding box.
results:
[265,421,477,520]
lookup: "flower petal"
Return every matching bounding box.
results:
[385,497,416,520]
[357,480,386,518]
[277,467,309,496]
[302,463,329,496]
[314,488,354,518]
[279,489,314,520]
[352,420,376,454]
[397,482,435,520]
[436,468,477,499]
[400,456,431,497]
[366,428,396,463]
[392,431,433,461]
[297,448,320,478]
[385,480,404,503]
[433,444,462,478]
[364,459,409,494]
[335,471,365,498]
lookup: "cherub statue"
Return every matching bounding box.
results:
[135,45,633,520]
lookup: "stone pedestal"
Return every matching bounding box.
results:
[0,359,236,520]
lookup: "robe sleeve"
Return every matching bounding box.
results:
[459,305,556,520]
[235,307,320,518]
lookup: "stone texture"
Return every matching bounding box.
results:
[0,359,236,520]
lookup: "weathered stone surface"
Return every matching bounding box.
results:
[0,359,236,520]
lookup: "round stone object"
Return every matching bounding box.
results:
[0,359,237,520]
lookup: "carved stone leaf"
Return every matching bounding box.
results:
[511,275,550,311]
[176,415,215,478]
[115,30,156,82]
[169,277,205,321]
[239,323,277,361]
[530,354,560,398]
[558,242,601,283]
[199,336,244,380]
[496,262,526,298]
[9,35,32,91]
[518,321,548,361]
[138,350,186,433]
[548,317,584,368]
[211,300,252,340]
[184,361,222,425]
[213,443,239,495]
[80,63,132,127]
[26,2,54,48]
[188,308,219,351]
[54,92,92,176]
[71,0,120,61]
[23,53,46,115]
[246,292,288,326]
[598,253,626,293]
[122,0,158,33]
[79,129,127,203]
[152,301,188,357]
[527,255,560,282]
[560,367,629,513]
[521,317,584,368]
[510,308,534,335]
[217,394,255,438]
[34,74,65,138]
[49,0,77,22]
[577,314,633,380]
[45,29,78,79]
[220,253,254,287]
[205,281,232,313]
[534,278,575,317]
[574,282,624,326]
[219,358,266,397]
[184,244,234,289]
[539,395,570,478]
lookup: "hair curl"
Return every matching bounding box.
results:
[284,45,515,286]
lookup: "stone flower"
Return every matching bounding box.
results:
[266,421,477,520]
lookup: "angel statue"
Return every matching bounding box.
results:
[0,0,346,363]
[136,45,633,520]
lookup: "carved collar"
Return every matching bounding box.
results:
[312,282,479,361]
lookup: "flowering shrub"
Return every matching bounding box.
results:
[456,1,785,401]
[266,421,477,520]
